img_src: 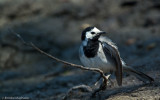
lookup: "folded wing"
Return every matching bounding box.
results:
[101,42,122,86]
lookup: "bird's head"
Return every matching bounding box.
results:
[81,27,106,43]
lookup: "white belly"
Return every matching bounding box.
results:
[79,44,116,73]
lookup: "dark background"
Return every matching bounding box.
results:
[0,0,160,99]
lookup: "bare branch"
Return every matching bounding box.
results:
[8,29,29,46]
[10,30,108,96]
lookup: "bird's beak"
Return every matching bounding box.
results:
[98,31,106,35]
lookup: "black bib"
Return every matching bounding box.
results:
[83,40,99,58]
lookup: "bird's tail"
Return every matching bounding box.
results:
[123,66,154,83]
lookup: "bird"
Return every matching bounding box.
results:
[79,26,154,86]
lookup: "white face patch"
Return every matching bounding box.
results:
[85,27,101,39]
[86,31,93,39]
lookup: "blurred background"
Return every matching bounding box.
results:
[0,0,160,99]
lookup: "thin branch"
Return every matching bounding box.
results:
[10,30,108,96]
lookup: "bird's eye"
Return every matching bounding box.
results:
[91,32,95,34]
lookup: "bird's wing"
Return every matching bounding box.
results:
[101,41,122,86]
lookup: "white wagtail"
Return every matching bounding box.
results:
[79,26,154,86]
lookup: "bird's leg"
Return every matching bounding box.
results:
[92,74,111,97]
[94,73,113,86]
[105,74,111,81]
[105,74,114,87]
[108,76,114,86]
[105,71,115,87]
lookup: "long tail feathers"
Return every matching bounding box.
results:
[123,66,154,83]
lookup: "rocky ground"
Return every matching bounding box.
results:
[0,0,160,100]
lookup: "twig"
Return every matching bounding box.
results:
[10,30,108,96]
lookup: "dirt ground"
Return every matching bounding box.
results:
[0,0,160,100]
